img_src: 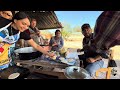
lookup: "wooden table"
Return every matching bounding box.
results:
[14,59,69,79]
[14,59,69,68]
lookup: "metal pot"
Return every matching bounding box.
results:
[14,47,42,60]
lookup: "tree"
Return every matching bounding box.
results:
[61,29,71,41]
[60,22,72,41]
[73,26,81,32]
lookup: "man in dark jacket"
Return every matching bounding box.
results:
[78,23,104,77]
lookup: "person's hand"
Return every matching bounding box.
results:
[48,52,55,57]
[52,42,58,46]
[21,46,24,48]
[86,57,96,63]
[77,49,81,52]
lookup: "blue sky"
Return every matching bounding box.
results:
[55,11,103,28]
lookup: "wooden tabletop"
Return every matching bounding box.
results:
[14,59,69,69]
[14,59,69,79]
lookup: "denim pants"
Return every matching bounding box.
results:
[85,60,104,77]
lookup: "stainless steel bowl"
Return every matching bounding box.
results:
[14,47,42,60]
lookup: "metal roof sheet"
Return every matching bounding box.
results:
[24,11,63,30]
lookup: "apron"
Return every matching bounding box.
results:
[0,23,20,69]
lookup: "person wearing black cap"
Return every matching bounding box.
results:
[77,23,104,78]
[78,23,94,66]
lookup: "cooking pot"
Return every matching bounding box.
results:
[14,47,42,60]
[0,66,30,79]
[64,66,91,79]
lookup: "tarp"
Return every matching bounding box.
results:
[92,11,120,51]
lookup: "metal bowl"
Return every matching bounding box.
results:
[14,47,42,60]
[14,47,37,53]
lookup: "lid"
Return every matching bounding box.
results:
[64,66,90,79]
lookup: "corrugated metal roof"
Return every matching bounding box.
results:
[24,11,63,30]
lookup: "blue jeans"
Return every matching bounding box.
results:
[85,60,104,77]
